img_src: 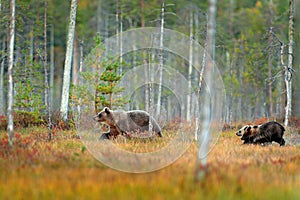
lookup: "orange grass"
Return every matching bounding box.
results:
[0,127,299,200]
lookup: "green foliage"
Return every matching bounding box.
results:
[14,77,45,126]
[0,0,292,122]
[95,60,128,109]
[70,33,129,113]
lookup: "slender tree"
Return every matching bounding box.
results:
[186,11,193,122]
[267,1,275,117]
[195,0,217,181]
[60,0,78,121]
[7,0,15,146]
[0,36,5,115]
[267,27,274,117]
[284,0,294,126]
[43,0,52,140]
[49,24,54,110]
[156,0,165,117]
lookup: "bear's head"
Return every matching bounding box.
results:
[235,125,251,136]
[93,107,115,125]
[235,125,260,140]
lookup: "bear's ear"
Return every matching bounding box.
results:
[104,107,111,114]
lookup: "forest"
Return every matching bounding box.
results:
[0,0,299,125]
[0,0,299,199]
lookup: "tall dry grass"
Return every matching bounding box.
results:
[0,126,299,200]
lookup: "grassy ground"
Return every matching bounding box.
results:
[0,126,299,200]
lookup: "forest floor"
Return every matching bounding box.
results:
[0,125,299,200]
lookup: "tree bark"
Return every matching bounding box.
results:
[284,0,294,126]
[0,36,5,115]
[7,0,15,147]
[186,11,193,122]
[60,0,78,121]
[195,0,217,181]
[268,27,273,117]
[156,0,165,117]
[44,0,52,141]
[50,24,54,110]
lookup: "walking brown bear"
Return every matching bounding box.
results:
[93,107,162,139]
[235,121,285,146]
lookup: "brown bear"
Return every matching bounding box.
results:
[235,121,285,146]
[93,107,162,139]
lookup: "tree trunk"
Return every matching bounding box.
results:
[284,0,294,126]
[186,11,193,122]
[195,28,207,141]
[268,27,273,117]
[144,52,149,112]
[195,0,217,181]
[50,24,54,110]
[156,0,165,117]
[0,36,5,115]
[60,0,78,121]
[72,36,79,85]
[141,0,145,27]
[7,0,15,147]
[119,3,123,74]
[44,0,52,141]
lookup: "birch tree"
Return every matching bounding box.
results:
[195,0,217,181]
[44,0,52,140]
[156,0,165,117]
[7,0,15,146]
[284,0,294,126]
[50,24,54,110]
[60,0,78,121]
[186,11,193,122]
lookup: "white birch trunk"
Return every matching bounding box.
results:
[144,52,149,112]
[120,13,123,74]
[50,24,54,110]
[7,0,15,146]
[284,0,294,127]
[196,0,217,181]
[187,11,193,122]
[60,0,78,121]
[44,0,49,109]
[156,1,165,117]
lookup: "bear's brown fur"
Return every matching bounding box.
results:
[93,107,162,139]
[235,121,285,146]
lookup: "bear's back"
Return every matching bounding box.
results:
[127,110,150,127]
[259,121,285,136]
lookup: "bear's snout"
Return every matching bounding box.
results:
[93,115,100,122]
[236,131,242,136]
